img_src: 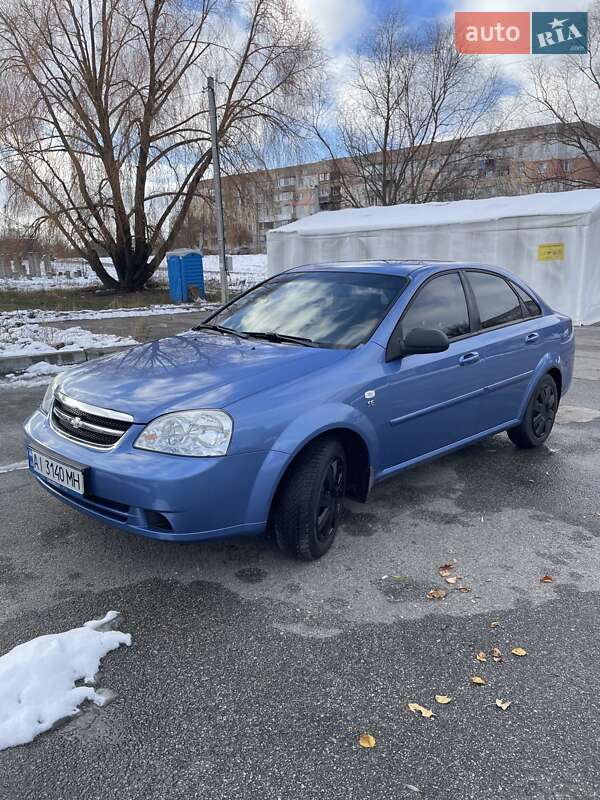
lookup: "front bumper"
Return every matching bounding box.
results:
[24,409,287,542]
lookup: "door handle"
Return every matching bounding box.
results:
[459,352,480,365]
[525,332,540,343]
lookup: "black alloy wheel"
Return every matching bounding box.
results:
[507,373,559,449]
[272,437,347,560]
[315,455,345,543]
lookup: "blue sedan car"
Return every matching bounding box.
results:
[25,261,574,560]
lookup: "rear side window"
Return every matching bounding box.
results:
[467,272,523,329]
[401,273,470,339]
[510,281,542,317]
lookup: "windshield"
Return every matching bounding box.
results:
[205,270,407,348]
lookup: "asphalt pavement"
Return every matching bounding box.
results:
[1,327,600,799]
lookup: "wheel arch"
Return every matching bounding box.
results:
[266,426,373,531]
[547,366,562,399]
[519,357,563,420]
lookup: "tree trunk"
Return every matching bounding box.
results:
[100,249,153,292]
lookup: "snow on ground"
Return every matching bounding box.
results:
[20,360,65,376]
[0,461,28,474]
[0,322,138,357]
[1,362,72,388]
[0,611,131,751]
[0,275,99,292]
[0,303,215,327]
[0,253,267,293]
[200,254,267,291]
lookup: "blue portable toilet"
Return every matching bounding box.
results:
[166,249,205,303]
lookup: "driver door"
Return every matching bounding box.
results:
[375,272,487,473]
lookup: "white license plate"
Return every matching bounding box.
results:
[29,449,85,495]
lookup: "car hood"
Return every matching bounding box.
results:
[58,331,349,423]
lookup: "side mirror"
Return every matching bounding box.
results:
[386,327,450,362]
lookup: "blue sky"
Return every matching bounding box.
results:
[298,0,454,53]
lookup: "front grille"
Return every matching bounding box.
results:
[51,392,133,449]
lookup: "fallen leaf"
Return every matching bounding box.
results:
[470,676,487,686]
[438,562,456,576]
[407,702,435,719]
[359,733,376,748]
[540,575,554,583]
[495,698,512,711]
[458,586,471,593]
[435,695,452,705]
[475,651,487,663]
[511,647,528,657]
[491,647,503,663]
[427,589,447,600]
[445,576,459,585]
[490,622,500,629]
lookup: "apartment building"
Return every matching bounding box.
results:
[194,123,599,252]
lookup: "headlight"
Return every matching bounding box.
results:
[134,410,233,457]
[40,373,64,415]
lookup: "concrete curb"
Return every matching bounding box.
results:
[0,344,135,376]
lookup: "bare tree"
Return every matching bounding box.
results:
[0,0,323,290]
[527,2,600,189]
[311,15,503,207]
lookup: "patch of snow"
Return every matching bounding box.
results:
[0,461,28,474]
[1,253,267,293]
[1,371,64,389]
[196,253,267,292]
[1,361,76,389]
[0,322,137,357]
[23,361,65,376]
[0,303,215,326]
[0,611,131,751]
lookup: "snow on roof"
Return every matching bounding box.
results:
[272,189,600,237]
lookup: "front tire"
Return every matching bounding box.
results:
[508,373,558,449]
[273,437,347,561]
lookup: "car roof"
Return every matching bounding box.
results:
[287,260,454,277]
[285,260,519,281]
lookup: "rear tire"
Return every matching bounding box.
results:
[508,373,558,449]
[273,437,347,561]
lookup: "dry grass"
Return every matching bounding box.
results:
[0,287,175,313]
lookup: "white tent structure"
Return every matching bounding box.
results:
[267,189,600,324]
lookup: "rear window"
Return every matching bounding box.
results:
[510,281,542,317]
[467,272,523,329]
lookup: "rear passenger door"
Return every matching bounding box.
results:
[462,270,544,429]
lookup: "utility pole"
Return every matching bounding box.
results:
[207,76,229,303]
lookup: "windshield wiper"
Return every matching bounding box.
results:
[193,324,249,340]
[241,331,318,347]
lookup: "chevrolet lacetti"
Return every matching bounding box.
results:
[25,261,575,560]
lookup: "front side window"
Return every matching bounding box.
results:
[401,273,470,340]
[208,271,407,348]
[467,272,523,329]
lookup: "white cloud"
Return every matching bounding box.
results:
[292,0,367,49]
